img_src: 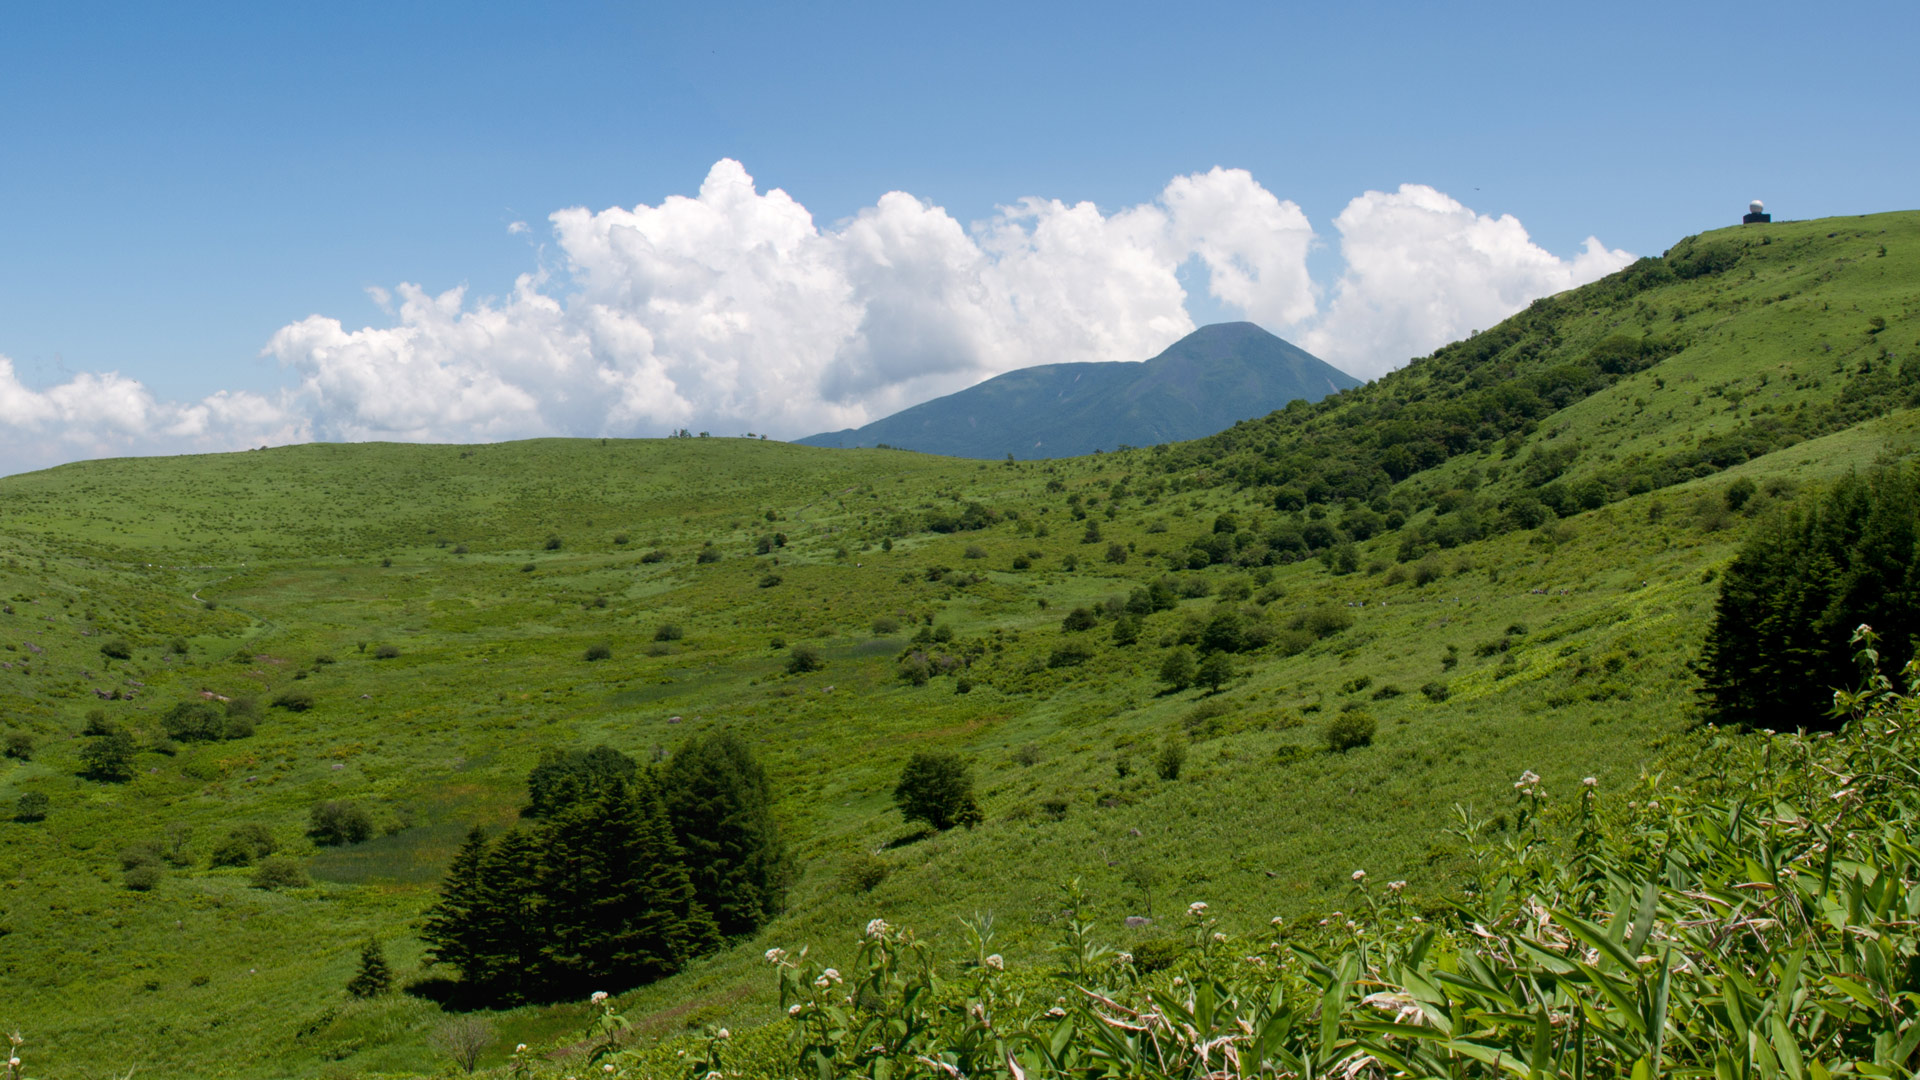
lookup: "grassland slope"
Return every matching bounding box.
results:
[0,212,1913,1078]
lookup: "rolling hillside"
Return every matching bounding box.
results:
[0,212,1914,1078]
[797,322,1359,458]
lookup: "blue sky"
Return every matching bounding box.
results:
[1,0,1913,469]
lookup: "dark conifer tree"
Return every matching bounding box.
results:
[346,937,393,997]
[422,826,492,981]
[660,732,786,936]
[525,745,639,817]
[1699,469,1920,728]
[476,827,549,1002]
[537,775,720,993]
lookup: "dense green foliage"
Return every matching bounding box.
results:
[717,639,1920,1080]
[892,751,984,831]
[421,771,720,1005]
[1699,467,1920,728]
[524,745,640,818]
[661,732,788,937]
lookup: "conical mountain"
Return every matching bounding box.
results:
[795,322,1360,459]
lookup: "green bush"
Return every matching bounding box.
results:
[1196,651,1235,692]
[584,643,612,662]
[786,644,825,674]
[872,616,903,635]
[123,864,162,891]
[838,853,890,894]
[162,701,226,742]
[373,644,401,659]
[1287,605,1354,639]
[1060,607,1098,632]
[1047,643,1093,668]
[99,639,132,661]
[1159,647,1195,690]
[14,792,48,823]
[309,801,374,846]
[252,857,310,890]
[1130,937,1187,974]
[3,731,32,761]
[1325,711,1376,752]
[1155,734,1187,780]
[79,728,137,782]
[892,752,983,831]
[270,690,314,712]
[653,623,684,642]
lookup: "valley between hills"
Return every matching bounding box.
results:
[0,211,1916,1078]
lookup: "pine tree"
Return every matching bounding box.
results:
[660,732,786,937]
[537,775,719,994]
[421,826,492,981]
[476,827,548,1002]
[1699,470,1920,728]
[346,937,393,998]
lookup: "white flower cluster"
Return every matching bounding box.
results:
[1187,901,1208,917]
[865,918,890,940]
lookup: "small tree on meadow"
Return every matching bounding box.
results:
[892,752,983,831]
[1196,651,1235,693]
[15,792,49,823]
[1159,647,1196,692]
[1155,734,1187,781]
[346,937,394,997]
[79,728,137,782]
[786,644,825,674]
[309,801,374,846]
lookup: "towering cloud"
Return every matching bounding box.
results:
[0,164,1632,472]
[1302,184,1632,377]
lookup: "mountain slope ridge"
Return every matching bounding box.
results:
[797,321,1359,458]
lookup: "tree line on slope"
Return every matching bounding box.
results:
[1698,465,1919,728]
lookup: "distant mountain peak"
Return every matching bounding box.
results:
[795,323,1359,459]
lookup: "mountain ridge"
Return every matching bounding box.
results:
[796,321,1359,458]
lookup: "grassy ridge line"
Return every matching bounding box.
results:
[0,214,1913,1076]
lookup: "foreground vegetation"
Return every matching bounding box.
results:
[569,632,1920,1080]
[0,212,1914,1076]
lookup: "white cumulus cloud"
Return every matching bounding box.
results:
[1301,184,1634,378]
[265,159,1319,444]
[0,164,1634,473]
[0,355,297,470]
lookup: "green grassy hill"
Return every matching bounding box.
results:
[0,212,1914,1078]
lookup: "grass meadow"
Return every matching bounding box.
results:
[0,212,1915,1077]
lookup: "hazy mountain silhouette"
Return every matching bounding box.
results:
[796,323,1360,459]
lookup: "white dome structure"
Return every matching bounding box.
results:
[1750,199,1766,214]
